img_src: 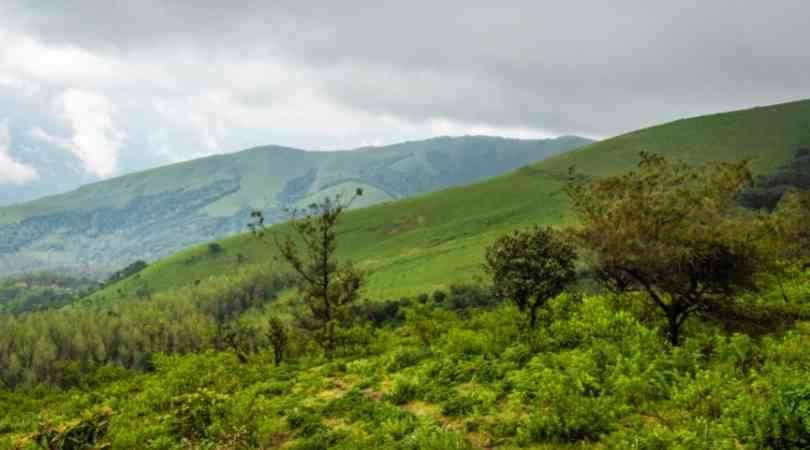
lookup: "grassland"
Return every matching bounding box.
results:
[92,99,810,303]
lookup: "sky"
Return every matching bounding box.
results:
[1,1,809,204]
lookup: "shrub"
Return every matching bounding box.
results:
[386,347,432,372]
[18,405,115,450]
[734,384,810,449]
[432,290,447,303]
[441,395,482,417]
[171,387,230,440]
[386,376,422,405]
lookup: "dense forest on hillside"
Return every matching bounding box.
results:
[2,152,809,449]
[0,273,98,315]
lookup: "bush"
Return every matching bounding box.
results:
[734,384,810,449]
[171,387,230,440]
[386,376,422,405]
[18,405,115,450]
[386,347,432,372]
[446,284,500,311]
[432,290,447,303]
[441,395,482,417]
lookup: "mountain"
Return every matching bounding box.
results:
[0,135,592,277]
[88,99,810,304]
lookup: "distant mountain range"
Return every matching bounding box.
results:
[0,135,592,277]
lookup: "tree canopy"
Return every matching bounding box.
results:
[484,226,577,328]
[566,152,775,345]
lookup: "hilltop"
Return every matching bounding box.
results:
[92,99,810,303]
[0,135,590,278]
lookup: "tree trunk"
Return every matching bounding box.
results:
[667,313,681,347]
[529,305,539,329]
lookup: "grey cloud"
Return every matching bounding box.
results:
[6,0,809,137]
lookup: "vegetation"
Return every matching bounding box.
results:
[567,153,778,345]
[104,260,148,286]
[0,265,288,388]
[267,191,365,358]
[740,147,810,210]
[85,99,810,304]
[2,100,810,448]
[0,273,98,315]
[0,136,590,278]
[484,226,576,328]
[2,272,809,448]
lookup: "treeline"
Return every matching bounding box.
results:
[0,265,289,388]
[740,147,810,210]
[0,273,99,315]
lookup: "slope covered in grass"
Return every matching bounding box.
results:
[0,135,589,278]
[92,99,810,303]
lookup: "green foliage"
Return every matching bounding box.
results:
[270,192,365,358]
[733,382,810,449]
[207,242,224,255]
[0,264,287,387]
[104,260,147,286]
[0,273,98,315]
[267,317,289,367]
[17,405,114,450]
[2,282,810,448]
[0,136,591,279]
[568,152,777,345]
[485,226,577,328]
[170,387,229,440]
[85,100,810,305]
[740,147,810,211]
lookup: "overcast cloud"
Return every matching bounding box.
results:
[0,1,808,198]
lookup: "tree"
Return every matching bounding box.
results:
[484,226,577,328]
[566,152,773,346]
[253,189,364,358]
[771,189,810,265]
[267,317,288,367]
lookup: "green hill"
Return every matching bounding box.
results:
[0,135,590,278]
[92,99,810,304]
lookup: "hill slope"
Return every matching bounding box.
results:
[0,135,591,277]
[90,99,810,304]
[90,101,810,298]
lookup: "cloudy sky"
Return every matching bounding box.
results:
[1,1,809,204]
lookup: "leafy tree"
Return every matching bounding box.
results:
[566,152,774,346]
[267,317,288,367]
[253,190,364,358]
[772,189,810,265]
[739,148,810,210]
[484,226,577,328]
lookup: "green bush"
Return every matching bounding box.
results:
[386,376,423,405]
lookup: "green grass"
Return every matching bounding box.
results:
[91,99,810,303]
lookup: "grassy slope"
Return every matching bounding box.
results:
[91,99,810,303]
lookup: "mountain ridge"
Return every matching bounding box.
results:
[0,135,592,277]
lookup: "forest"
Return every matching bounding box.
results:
[1,152,809,449]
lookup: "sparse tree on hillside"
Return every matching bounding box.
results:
[267,317,288,367]
[252,189,364,358]
[484,226,577,329]
[566,152,774,346]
